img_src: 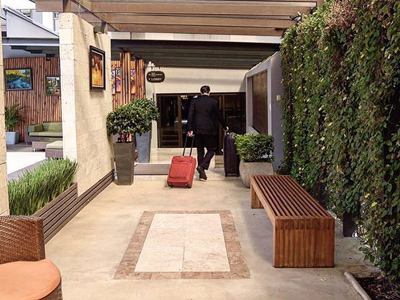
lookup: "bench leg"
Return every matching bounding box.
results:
[251,184,263,209]
[273,219,335,268]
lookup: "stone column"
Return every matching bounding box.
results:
[59,13,113,196]
[0,0,9,216]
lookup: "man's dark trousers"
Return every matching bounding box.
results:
[195,134,218,170]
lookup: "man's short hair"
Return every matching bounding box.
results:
[200,85,210,94]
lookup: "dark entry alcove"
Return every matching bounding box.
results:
[157,93,246,153]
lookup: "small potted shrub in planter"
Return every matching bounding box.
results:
[235,133,275,188]
[5,104,24,145]
[131,98,159,163]
[107,103,147,185]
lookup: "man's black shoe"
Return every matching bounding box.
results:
[196,166,207,181]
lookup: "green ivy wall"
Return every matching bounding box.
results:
[280,0,400,280]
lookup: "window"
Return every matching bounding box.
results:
[252,71,268,133]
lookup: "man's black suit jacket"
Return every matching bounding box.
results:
[187,95,227,136]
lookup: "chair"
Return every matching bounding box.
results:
[0,216,62,300]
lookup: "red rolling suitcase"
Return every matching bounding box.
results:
[167,136,196,188]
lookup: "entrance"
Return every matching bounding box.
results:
[157,93,246,152]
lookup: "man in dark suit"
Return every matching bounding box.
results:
[187,85,228,180]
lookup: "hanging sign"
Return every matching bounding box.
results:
[146,71,165,83]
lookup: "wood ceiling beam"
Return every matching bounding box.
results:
[114,24,285,36]
[63,0,72,12]
[127,48,276,58]
[142,55,264,61]
[89,2,311,16]
[150,62,256,69]
[112,40,280,51]
[103,15,294,28]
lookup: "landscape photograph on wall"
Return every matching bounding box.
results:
[46,76,61,95]
[5,68,32,90]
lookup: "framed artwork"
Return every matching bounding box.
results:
[111,69,116,94]
[130,69,136,95]
[5,68,32,91]
[115,67,121,93]
[46,76,61,95]
[89,46,105,90]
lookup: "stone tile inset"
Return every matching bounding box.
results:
[114,211,250,280]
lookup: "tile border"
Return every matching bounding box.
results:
[114,210,250,280]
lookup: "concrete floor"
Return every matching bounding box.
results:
[46,151,372,300]
[6,143,46,179]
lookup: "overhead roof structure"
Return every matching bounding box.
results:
[35,0,322,69]
[112,39,280,69]
[36,0,321,36]
[2,6,59,57]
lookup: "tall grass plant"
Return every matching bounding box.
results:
[8,159,78,215]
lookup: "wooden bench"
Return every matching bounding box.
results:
[251,175,334,268]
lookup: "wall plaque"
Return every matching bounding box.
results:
[146,71,165,83]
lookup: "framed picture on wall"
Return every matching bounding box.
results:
[5,68,32,91]
[115,67,121,92]
[130,69,136,95]
[89,46,105,90]
[46,76,61,95]
[111,69,116,94]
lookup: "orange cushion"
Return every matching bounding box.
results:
[0,259,61,300]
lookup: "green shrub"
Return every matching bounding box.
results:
[106,103,147,142]
[281,0,400,281]
[235,134,274,162]
[131,98,159,134]
[8,159,78,215]
[5,104,24,131]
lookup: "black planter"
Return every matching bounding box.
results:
[114,142,135,185]
[343,211,358,237]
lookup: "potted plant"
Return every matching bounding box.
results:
[107,103,147,185]
[5,104,24,145]
[235,133,275,188]
[131,98,159,163]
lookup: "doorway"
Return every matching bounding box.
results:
[157,93,246,152]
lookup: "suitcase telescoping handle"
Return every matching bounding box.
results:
[183,135,194,156]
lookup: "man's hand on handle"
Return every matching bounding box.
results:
[187,131,194,137]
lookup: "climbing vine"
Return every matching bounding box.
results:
[281,0,400,281]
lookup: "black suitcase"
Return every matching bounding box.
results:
[224,132,240,177]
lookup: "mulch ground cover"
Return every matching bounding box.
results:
[357,277,400,300]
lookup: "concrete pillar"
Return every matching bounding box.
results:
[0,0,9,216]
[59,13,113,195]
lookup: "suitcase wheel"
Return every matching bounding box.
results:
[185,183,191,188]
[168,183,173,188]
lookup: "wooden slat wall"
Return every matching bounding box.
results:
[112,54,146,109]
[5,56,145,141]
[4,57,61,142]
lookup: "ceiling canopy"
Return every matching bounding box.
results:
[36,0,321,36]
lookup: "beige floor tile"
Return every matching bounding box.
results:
[135,246,184,272]
[151,214,187,229]
[143,228,185,248]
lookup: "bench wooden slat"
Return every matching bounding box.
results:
[253,176,285,216]
[257,176,293,216]
[259,176,300,217]
[285,176,331,217]
[275,176,326,217]
[274,177,311,216]
[250,175,335,268]
[264,176,312,217]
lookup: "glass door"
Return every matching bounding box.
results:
[157,93,246,149]
[157,95,181,147]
